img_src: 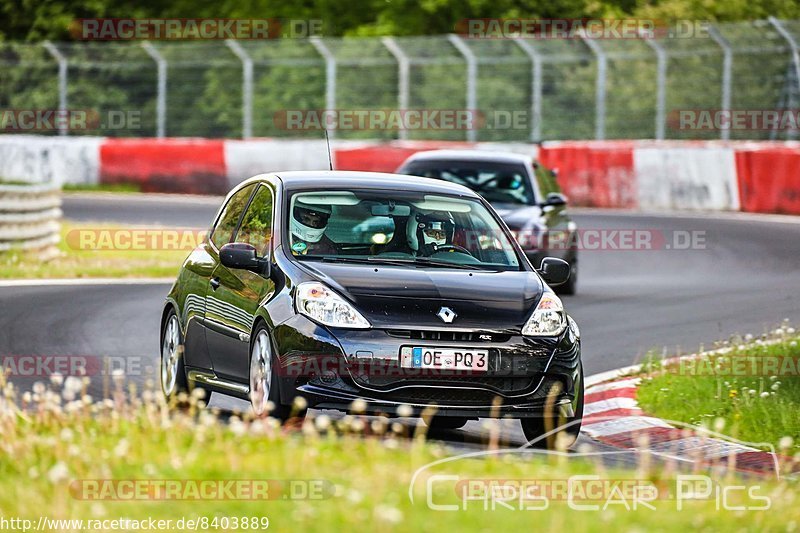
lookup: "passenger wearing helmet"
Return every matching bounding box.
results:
[407,212,455,257]
[290,200,337,256]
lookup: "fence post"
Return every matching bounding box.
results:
[226,40,254,139]
[707,25,733,141]
[310,37,337,139]
[580,35,607,140]
[641,33,667,140]
[382,37,410,141]
[769,17,800,140]
[141,42,167,138]
[514,39,543,142]
[42,42,68,137]
[447,34,477,142]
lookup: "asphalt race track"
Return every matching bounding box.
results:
[2,194,799,449]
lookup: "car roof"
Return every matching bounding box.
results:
[247,170,480,197]
[402,149,535,165]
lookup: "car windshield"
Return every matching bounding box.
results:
[287,190,521,271]
[400,160,535,206]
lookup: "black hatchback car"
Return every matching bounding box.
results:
[397,150,579,294]
[160,171,584,446]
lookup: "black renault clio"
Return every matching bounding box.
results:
[161,171,584,446]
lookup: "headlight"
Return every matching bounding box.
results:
[295,282,371,329]
[522,293,566,336]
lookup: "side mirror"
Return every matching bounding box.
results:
[538,257,570,286]
[543,192,567,207]
[219,242,270,276]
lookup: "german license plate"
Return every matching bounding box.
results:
[400,347,489,372]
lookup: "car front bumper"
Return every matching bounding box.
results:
[271,314,581,418]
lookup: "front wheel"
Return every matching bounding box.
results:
[250,327,295,422]
[160,310,188,400]
[520,367,584,449]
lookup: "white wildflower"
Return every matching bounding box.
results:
[113,439,129,458]
[47,462,69,484]
[314,415,331,432]
[350,398,367,413]
[293,396,308,411]
[374,505,403,525]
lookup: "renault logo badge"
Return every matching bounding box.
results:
[437,307,457,323]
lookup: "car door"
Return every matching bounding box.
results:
[206,183,276,383]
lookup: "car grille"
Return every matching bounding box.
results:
[384,387,516,405]
[386,329,512,343]
[376,377,564,405]
[359,374,536,392]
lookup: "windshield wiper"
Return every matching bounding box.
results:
[367,256,485,270]
[314,255,490,271]
[317,256,373,264]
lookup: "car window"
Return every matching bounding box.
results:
[288,190,521,271]
[235,185,274,256]
[401,161,535,205]
[210,184,256,249]
[324,204,396,245]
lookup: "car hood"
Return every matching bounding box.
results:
[297,262,543,331]
[492,203,543,229]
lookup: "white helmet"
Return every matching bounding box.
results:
[407,212,454,251]
[291,200,331,243]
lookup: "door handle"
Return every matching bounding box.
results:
[210,277,220,290]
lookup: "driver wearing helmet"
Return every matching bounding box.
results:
[290,200,337,256]
[407,212,455,257]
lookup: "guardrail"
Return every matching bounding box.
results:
[0,184,61,256]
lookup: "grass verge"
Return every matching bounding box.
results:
[0,378,798,531]
[638,323,800,455]
[0,222,191,279]
[62,183,143,194]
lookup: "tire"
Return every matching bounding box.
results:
[557,257,578,296]
[160,309,189,401]
[249,326,297,422]
[520,366,584,449]
[426,416,468,431]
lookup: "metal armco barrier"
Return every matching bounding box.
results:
[0,184,61,254]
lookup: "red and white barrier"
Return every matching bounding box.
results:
[634,144,740,211]
[0,135,103,186]
[735,143,800,215]
[538,141,636,208]
[0,135,798,216]
[100,138,228,194]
